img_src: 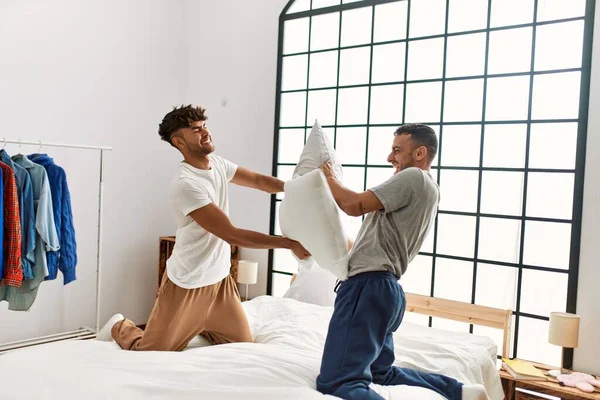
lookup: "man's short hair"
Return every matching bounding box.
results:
[394,123,438,162]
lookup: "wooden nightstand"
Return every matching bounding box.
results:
[500,360,600,400]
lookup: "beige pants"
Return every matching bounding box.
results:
[112,273,253,351]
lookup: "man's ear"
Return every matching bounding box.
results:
[171,135,184,149]
[413,145,428,161]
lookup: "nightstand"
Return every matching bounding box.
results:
[500,360,600,400]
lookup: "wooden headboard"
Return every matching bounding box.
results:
[158,236,240,285]
[406,293,513,358]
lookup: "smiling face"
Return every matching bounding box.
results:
[386,132,431,174]
[171,120,215,156]
[387,134,416,174]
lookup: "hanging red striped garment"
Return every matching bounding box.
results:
[0,161,22,287]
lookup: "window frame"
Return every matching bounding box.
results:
[268,0,596,369]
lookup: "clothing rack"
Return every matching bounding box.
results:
[0,138,111,354]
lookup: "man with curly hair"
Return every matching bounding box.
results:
[96,105,310,351]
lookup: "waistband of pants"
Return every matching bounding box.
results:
[334,271,399,293]
[346,271,397,282]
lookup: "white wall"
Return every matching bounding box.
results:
[183,0,289,298]
[573,2,600,375]
[0,0,187,341]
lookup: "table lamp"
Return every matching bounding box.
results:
[237,260,258,301]
[548,312,580,377]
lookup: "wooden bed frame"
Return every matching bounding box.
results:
[291,267,512,358]
[290,273,512,358]
[405,292,513,358]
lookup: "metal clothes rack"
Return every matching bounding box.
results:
[0,138,112,354]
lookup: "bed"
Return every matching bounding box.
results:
[0,293,509,400]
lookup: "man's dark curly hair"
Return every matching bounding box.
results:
[158,105,208,145]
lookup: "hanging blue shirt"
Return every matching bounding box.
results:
[0,150,36,280]
[28,154,77,284]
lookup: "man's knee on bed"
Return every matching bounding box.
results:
[202,328,253,345]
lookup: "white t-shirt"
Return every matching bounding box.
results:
[166,155,238,289]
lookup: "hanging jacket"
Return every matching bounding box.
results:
[0,171,4,280]
[28,154,77,284]
[1,150,36,280]
[0,155,60,311]
[0,162,22,287]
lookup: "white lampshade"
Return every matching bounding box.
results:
[237,260,258,285]
[549,312,580,348]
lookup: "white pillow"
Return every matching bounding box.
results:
[293,120,343,180]
[283,259,337,307]
[279,120,350,280]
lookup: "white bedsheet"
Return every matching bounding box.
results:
[0,296,503,400]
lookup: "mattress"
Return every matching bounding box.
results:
[0,295,504,400]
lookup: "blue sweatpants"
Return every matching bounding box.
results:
[316,271,463,400]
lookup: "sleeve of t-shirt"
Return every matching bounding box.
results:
[213,155,238,182]
[171,178,212,216]
[369,167,424,214]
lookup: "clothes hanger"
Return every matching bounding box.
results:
[13,138,23,158]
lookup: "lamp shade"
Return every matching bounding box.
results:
[237,260,258,285]
[548,312,580,348]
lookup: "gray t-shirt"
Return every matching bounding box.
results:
[347,167,440,279]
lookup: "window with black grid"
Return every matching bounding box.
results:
[268,0,594,367]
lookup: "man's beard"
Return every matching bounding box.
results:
[189,143,215,156]
[401,158,414,170]
[394,156,414,174]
